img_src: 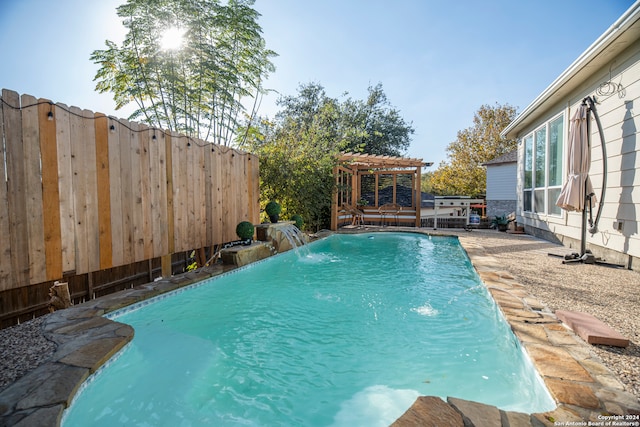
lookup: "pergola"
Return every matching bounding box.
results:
[331,152,429,230]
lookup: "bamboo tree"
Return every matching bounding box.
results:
[91,0,276,145]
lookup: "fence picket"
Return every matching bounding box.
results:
[0,93,13,290]
[95,113,113,270]
[118,119,134,264]
[139,125,153,260]
[108,116,124,267]
[55,103,75,274]
[38,100,63,280]
[21,94,46,284]
[3,89,30,288]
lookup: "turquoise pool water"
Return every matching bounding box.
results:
[63,233,555,426]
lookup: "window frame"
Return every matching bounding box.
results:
[521,112,565,216]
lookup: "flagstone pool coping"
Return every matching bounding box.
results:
[0,229,638,426]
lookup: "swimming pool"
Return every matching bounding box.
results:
[62,233,555,426]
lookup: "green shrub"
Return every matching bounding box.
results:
[265,201,281,216]
[235,221,255,240]
[291,214,304,229]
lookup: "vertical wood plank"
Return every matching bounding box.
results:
[162,131,174,278]
[38,100,63,281]
[186,139,196,251]
[95,113,112,270]
[119,119,134,264]
[55,103,75,274]
[139,125,153,260]
[178,135,189,252]
[197,141,207,249]
[69,106,89,274]
[0,92,14,290]
[21,94,46,284]
[222,149,233,243]
[164,131,174,255]
[212,148,223,245]
[81,109,100,273]
[130,122,144,262]
[148,129,162,257]
[171,132,183,252]
[3,89,30,289]
[250,154,260,225]
[204,145,214,245]
[108,117,124,267]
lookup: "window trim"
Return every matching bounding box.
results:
[521,112,565,217]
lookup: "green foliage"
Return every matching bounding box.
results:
[420,172,434,194]
[431,103,517,197]
[235,221,254,239]
[291,214,303,229]
[239,82,414,230]
[91,0,276,146]
[265,200,281,216]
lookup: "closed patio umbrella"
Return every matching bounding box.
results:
[556,102,595,212]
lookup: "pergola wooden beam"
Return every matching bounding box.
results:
[339,152,427,168]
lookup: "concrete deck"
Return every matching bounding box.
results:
[0,229,638,426]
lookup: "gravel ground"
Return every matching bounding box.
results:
[1,230,638,403]
[0,315,56,391]
[470,230,640,400]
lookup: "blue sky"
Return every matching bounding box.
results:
[0,0,635,167]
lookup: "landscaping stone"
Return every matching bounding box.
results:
[448,396,502,426]
[391,396,463,426]
[220,242,272,266]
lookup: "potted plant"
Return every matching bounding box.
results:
[265,201,281,223]
[491,214,510,232]
[356,198,368,208]
[235,221,255,244]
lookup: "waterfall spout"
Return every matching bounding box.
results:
[255,221,307,254]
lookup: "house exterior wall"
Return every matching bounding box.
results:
[486,163,516,218]
[486,163,517,200]
[514,39,640,269]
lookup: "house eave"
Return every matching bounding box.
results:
[502,1,640,139]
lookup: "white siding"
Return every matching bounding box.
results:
[516,39,640,260]
[486,163,517,200]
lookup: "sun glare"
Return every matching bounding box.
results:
[160,27,186,50]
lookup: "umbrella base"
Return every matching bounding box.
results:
[548,250,625,268]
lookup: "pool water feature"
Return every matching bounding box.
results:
[63,233,555,426]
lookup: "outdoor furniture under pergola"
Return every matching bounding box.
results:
[332,153,428,230]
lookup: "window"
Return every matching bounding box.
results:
[522,114,564,215]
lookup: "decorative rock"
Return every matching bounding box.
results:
[391,396,463,426]
[448,397,502,426]
[220,242,272,267]
[501,410,533,427]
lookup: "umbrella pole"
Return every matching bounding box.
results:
[581,101,591,257]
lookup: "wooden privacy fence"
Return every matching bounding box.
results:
[0,89,259,323]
